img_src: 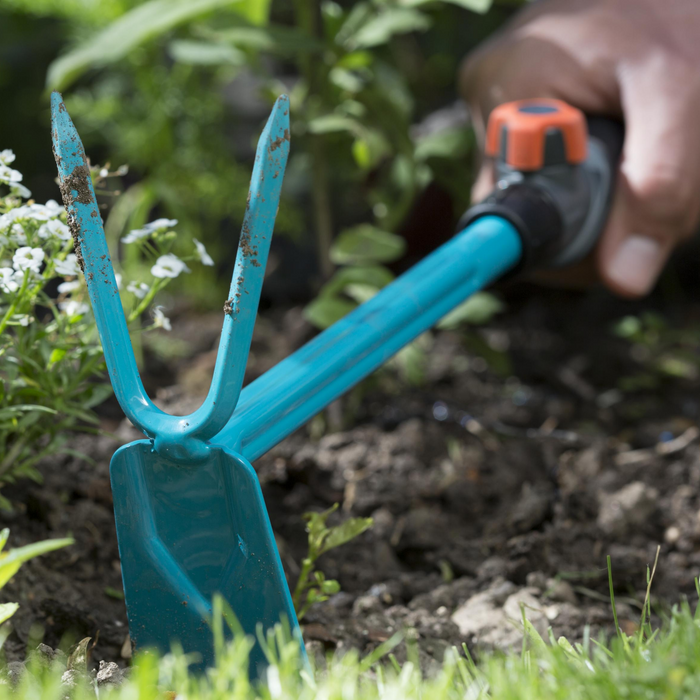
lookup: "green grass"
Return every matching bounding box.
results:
[4,597,700,699]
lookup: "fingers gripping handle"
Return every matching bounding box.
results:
[51,93,291,463]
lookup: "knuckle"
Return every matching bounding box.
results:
[630,169,696,234]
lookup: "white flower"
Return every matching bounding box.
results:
[43,200,63,217]
[0,267,22,293]
[16,314,32,327]
[0,201,61,231]
[57,280,81,294]
[127,281,150,299]
[0,164,22,186]
[152,306,172,331]
[10,224,26,245]
[151,254,190,279]
[59,300,89,317]
[10,183,31,199]
[193,238,214,266]
[38,219,71,241]
[122,218,178,244]
[0,150,16,166]
[54,254,81,276]
[13,246,44,273]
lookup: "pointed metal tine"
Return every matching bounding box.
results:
[182,95,291,441]
[50,92,161,435]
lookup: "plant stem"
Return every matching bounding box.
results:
[292,0,334,282]
[310,140,334,280]
[0,436,28,480]
[292,556,314,613]
[127,279,165,323]
[0,271,30,336]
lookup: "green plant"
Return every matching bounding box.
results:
[0,152,213,506]
[4,568,700,698]
[292,503,372,620]
[34,0,491,298]
[613,312,700,390]
[303,223,405,328]
[0,528,73,644]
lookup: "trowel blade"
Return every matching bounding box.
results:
[110,440,301,673]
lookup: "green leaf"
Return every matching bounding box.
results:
[48,348,67,366]
[345,284,380,305]
[207,24,323,54]
[613,315,642,339]
[437,292,505,330]
[0,405,57,421]
[352,129,391,170]
[0,537,74,588]
[399,0,492,12]
[330,225,406,265]
[414,127,471,161]
[104,587,125,600]
[304,296,357,329]
[169,39,245,65]
[47,0,243,89]
[236,0,272,25]
[657,355,698,380]
[307,114,361,135]
[0,603,18,626]
[320,265,394,298]
[349,8,431,49]
[320,579,341,595]
[440,0,492,13]
[66,637,91,674]
[329,67,365,93]
[320,517,373,554]
[303,505,338,555]
[392,338,428,385]
[82,382,113,410]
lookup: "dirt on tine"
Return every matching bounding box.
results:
[57,163,95,273]
[223,298,234,315]
[270,129,290,152]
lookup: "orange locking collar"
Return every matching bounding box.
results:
[485,99,587,171]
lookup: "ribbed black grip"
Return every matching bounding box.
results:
[457,183,564,272]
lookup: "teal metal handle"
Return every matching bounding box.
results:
[51,92,290,463]
[214,215,522,460]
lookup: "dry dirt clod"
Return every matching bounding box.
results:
[96,660,129,689]
[597,481,659,536]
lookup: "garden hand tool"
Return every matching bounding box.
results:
[50,94,621,673]
[51,92,298,675]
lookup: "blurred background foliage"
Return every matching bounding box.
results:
[0,0,522,312]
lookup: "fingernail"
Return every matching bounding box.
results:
[607,235,664,296]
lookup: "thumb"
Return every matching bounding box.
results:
[598,58,700,297]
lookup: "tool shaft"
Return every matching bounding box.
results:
[214,215,522,460]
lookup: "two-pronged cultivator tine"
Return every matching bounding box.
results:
[50,92,291,461]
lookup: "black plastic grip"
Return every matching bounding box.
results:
[459,115,624,273]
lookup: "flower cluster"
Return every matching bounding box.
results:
[0,150,215,333]
[0,151,84,330]
[120,216,214,331]
[0,149,218,503]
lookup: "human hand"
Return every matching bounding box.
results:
[461,0,700,297]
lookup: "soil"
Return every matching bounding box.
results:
[3,282,700,673]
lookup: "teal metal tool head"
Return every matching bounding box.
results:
[51,92,301,674]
